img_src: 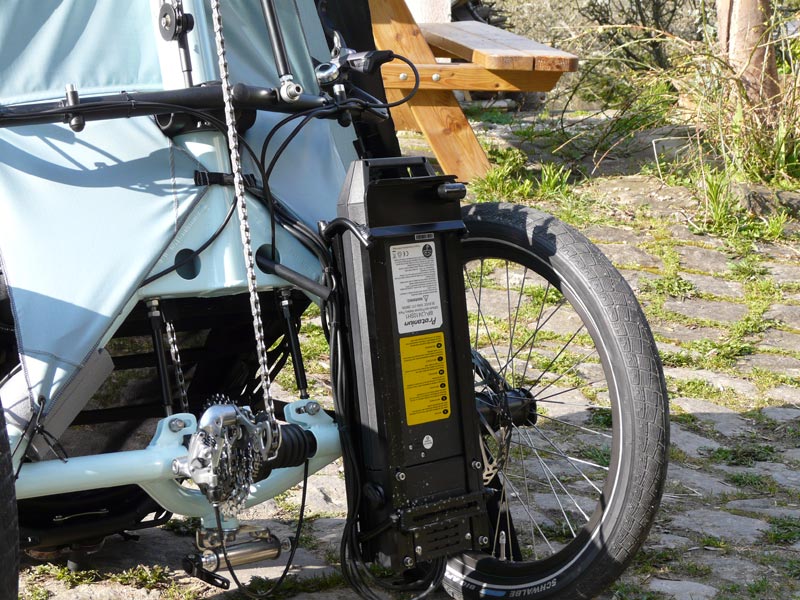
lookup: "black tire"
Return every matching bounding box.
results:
[444,203,668,600]
[0,409,19,599]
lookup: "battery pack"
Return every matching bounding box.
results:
[332,157,489,569]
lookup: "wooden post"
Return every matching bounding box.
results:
[404,0,451,23]
[369,0,491,180]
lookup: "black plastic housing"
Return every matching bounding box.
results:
[334,157,489,569]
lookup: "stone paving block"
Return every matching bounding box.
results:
[695,554,763,583]
[737,353,800,378]
[650,532,693,550]
[652,323,726,343]
[670,508,770,544]
[757,328,800,352]
[595,243,662,269]
[761,406,800,422]
[765,385,800,404]
[668,225,724,247]
[765,261,800,281]
[783,448,800,462]
[669,423,720,458]
[764,304,800,330]
[665,464,733,498]
[618,268,656,292]
[665,369,758,397]
[582,224,642,244]
[675,245,731,274]
[725,498,800,520]
[648,578,718,599]
[671,397,754,437]
[717,462,800,488]
[681,272,744,298]
[663,297,748,324]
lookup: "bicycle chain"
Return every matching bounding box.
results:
[210,0,280,459]
[165,320,189,413]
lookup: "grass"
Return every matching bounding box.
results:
[707,444,776,466]
[27,564,101,588]
[21,586,52,600]
[162,516,201,536]
[767,517,800,545]
[726,472,779,493]
[109,565,170,590]
[247,571,346,598]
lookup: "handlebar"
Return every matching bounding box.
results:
[0,83,330,129]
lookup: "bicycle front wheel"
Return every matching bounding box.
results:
[444,203,669,599]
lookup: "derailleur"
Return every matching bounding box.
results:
[172,398,272,509]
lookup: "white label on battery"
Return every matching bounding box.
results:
[423,435,434,449]
[390,241,443,334]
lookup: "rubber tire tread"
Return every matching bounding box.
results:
[0,408,19,599]
[444,203,669,600]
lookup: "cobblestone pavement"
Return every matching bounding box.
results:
[19,125,800,599]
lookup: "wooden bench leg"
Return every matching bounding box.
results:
[387,88,491,181]
[369,0,491,181]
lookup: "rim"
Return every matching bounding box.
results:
[460,237,624,579]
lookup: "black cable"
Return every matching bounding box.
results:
[139,187,226,286]
[213,459,310,598]
[365,54,420,109]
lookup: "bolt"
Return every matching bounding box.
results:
[432,73,441,82]
[297,401,321,415]
[169,418,186,432]
[471,460,483,471]
[478,536,489,546]
[403,556,414,568]
[420,451,426,458]
[464,532,472,541]
[395,471,406,482]
[415,545,423,555]
[399,72,409,81]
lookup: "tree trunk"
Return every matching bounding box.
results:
[716,0,781,111]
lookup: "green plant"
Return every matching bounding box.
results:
[767,517,800,545]
[708,443,776,466]
[464,106,515,125]
[699,534,729,550]
[472,148,535,203]
[109,565,170,590]
[536,163,572,199]
[28,564,101,589]
[162,516,201,536]
[22,586,52,600]
[726,472,779,493]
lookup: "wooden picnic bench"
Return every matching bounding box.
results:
[368,0,578,180]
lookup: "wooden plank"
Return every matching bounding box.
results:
[382,61,563,92]
[368,0,491,180]
[420,21,580,72]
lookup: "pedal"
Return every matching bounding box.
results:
[183,554,231,589]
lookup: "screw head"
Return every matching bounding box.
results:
[478,536,489,546]
[403,556,414,568]
[169,418,186,432]
[415,545,423,555]
[399,72,409,81]
[465,532,472,541]
[472,460,483,470]
[432,73,441,82]
[395,471,406,481]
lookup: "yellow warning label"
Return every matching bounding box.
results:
[399,332,451,426]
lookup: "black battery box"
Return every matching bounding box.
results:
[332,157,489,569]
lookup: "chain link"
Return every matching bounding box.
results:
[210,0,280,458]
[164,320,189,413]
